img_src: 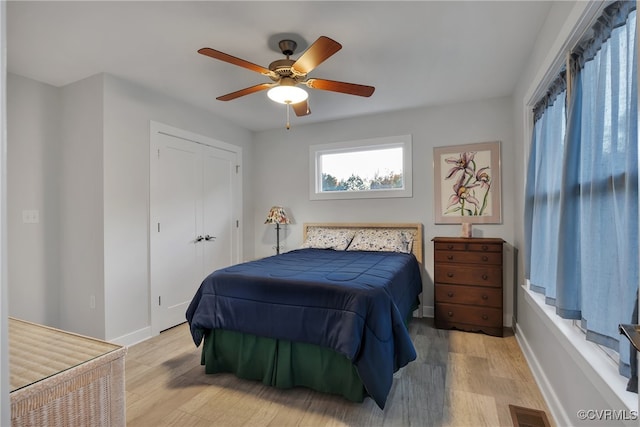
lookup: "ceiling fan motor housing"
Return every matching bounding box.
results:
[278,39,297,56]
[267,39,308,82]
[268,59,298,80]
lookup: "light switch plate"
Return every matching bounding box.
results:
[22,209,40,224]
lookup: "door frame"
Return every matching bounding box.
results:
[149,121,242,336]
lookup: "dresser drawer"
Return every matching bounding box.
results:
[434,251,502,265]
[434,240,503,252]
[434,242,467,251]
[434,265,502,287]
[435,302,502,328]
[467,242,502,253]
[435,284,502,308]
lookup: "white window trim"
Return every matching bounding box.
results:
[523,283,637,414]
[309,135,412,200]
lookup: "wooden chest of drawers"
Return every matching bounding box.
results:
[433,237,504,337]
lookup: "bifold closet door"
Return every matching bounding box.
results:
[150,131,237,333]
[201,144,236,276]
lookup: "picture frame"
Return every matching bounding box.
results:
[433,141,502,224]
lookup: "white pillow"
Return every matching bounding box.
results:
[346,229,413,254]
[301,227,356,251]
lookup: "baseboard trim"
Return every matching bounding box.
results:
[422,304,434,318]
[110,325,152,347]
[515,322,571,426]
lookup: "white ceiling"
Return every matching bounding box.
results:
[7,1,553,132]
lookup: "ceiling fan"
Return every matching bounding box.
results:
[198,36,375,127]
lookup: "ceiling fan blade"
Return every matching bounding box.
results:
[291,36,342,75]
[198,47,274,76]
[306,79,375,97]
[216,83,274,101]
[292,100,311,117]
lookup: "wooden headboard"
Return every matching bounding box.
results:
[302,222,424,265]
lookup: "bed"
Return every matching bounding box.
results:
[186,222,423,409]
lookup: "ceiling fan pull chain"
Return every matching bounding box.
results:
[286,103,291,130]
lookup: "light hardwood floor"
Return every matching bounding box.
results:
[125,318,553,426]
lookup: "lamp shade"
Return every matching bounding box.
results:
[267,85,308,105]
[264,206,290,225]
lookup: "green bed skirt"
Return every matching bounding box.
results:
[201,328,367,402]
[200,300,418,402]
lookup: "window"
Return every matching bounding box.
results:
[525,75,566,303]
[525,1,637,385]
[309,135,412,200]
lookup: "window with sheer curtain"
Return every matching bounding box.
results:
[525,74,566,306]
[524,1,637,386]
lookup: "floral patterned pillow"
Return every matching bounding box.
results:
[301,227,356,251]
[346,229,414,254]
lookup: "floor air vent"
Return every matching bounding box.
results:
[509,404,551,427]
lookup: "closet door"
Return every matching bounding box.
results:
[150,124,240,334]
[201,145,236,275]
[151,133,203,332]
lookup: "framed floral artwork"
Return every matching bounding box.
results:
[433,141,501,224]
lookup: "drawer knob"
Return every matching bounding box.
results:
[482,245,489,251]
[447,255,454,260]
[448,311,454,317]
[482,294,488,300]
[482,314,488,320]
[447,273,454,278]
[447,244,454,250]
[447,292,454,297]
[482,274,489,280]
[482,255,488,262]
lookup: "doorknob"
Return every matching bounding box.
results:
[195,236,204,242]
[204,235,216,241]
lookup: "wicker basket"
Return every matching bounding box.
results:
[9,318,126,427]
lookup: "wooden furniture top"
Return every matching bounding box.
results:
[432,237,504,244]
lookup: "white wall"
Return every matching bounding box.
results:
[7,74,61,326]
[101,74,254,342]
[1,1,10,423]
[59,74,105,337]
[253,97,516,320]
[6,72,254,344]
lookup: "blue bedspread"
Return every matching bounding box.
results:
[185,248,422,409]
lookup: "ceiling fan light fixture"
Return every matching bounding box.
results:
[267,85,308,105]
